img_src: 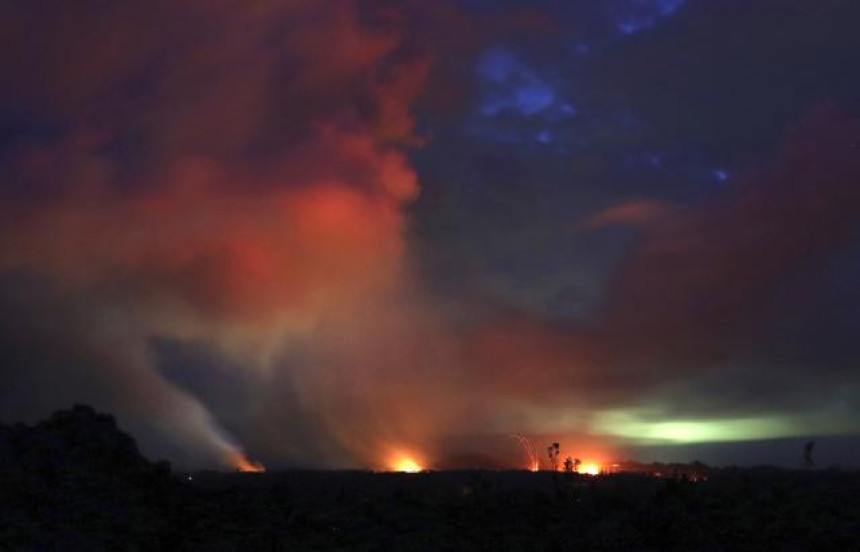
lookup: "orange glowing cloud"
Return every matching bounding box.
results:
[579,200,671,230]
[0,0,435,467]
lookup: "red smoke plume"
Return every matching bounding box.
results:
[0,0,432,468]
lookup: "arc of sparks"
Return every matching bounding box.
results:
[510,434,540,472]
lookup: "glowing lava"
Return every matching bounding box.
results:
[581,463,601,476]
[390,455,423,473]
[230,452,266,473]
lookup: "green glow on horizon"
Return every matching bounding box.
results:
[592,410,857,444]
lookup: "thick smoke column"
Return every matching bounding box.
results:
[0,0,430,467]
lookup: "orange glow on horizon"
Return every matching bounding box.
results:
[581,462,601,476]
[230,452,266,473]
[387,451,424,473]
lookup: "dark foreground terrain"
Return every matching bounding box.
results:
[2,407,859,551]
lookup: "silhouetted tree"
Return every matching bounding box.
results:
[563,456,574,472]
[547,442,560,471]
[803,441,815,469]
[0,405,173,550]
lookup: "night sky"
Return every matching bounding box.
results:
[1,0,859,470]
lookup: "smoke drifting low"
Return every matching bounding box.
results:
[1,0,859,469]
